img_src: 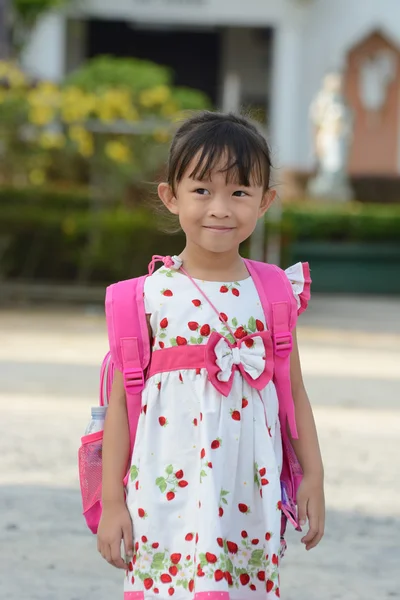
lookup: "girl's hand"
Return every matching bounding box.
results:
[296,476,325,551]
[97,502,133,569]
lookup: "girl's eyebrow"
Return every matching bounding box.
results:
[189,176,255,187]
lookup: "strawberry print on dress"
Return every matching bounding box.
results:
[124,261,310,600]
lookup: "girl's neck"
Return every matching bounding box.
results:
[179,244,249,282]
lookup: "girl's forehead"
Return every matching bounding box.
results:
[185,151,228,176]
[182,152,261,187]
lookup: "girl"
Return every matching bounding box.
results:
[97,111,325,599]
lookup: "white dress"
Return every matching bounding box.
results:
[124,262,310,600]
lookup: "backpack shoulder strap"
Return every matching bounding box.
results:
[244,259,299,439]
[105,274,150,451]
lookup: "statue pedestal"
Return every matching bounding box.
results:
[307,172,354,202]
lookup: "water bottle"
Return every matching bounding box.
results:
[85,406,107,435]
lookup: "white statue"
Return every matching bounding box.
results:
[308,72,354,201]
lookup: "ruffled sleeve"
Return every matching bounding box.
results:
[284,262,311,315]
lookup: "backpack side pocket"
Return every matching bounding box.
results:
[78,431,104,534]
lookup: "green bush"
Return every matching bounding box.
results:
[283,201,400,242]
[1,187,399,284]
[64,56,171,94]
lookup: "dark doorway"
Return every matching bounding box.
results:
[87,20,221,103]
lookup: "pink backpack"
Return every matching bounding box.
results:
[78,256,306,548]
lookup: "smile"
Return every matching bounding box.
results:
[203,226,235,233]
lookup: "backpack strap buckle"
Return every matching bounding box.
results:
[121,337,145,395]
[123,367,145,394]
[273,332,293,358]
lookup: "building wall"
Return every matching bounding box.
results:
[78,0,285,27]
[298,0,400,171]
[21,0,400,173]
[219,28,272,110]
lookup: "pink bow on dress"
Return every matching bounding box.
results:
[205,330,274,396]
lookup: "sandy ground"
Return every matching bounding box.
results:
[0,295,399,600]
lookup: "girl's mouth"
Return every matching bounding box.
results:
[203,226,235,233]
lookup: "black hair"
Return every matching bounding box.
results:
[167,111,272,193]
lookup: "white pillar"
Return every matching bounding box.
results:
[222,72,241,113]
[21,12,66,81]
[269,16,305,171]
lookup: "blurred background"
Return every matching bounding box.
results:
[0,1,399,599]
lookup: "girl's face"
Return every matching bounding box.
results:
[159,156,275,255]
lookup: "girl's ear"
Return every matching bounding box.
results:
[258,189,276,218]
[158,182,179,215]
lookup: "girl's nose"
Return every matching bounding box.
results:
[209,196,232,218]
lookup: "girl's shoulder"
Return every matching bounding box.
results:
[143,266,187,314]
[283,262,311,316]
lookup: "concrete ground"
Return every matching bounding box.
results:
[0,295,399,600]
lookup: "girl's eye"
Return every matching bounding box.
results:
[233,190,248,197]
[194,188,210,195]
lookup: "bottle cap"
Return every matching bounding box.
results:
[91,406,107,418]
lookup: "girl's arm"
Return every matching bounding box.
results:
[102,369,130,506]
[289,328,325,550]
[97,369,133,569]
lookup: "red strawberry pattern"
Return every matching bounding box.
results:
[234,326,247,340]
[256,319,264,332]
[126,533,280,595]
[123,262,298,596]
[144,577,153,590]
[199,324,211,337]
[218,488,229,516]
[156,464,189,499]
[211,438,222,450]
[230,409,241,421]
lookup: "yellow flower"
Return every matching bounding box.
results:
[0,61,26,88]
[96,103,114,123]
[29,169,46,185]
[153,128,170,143]
[8,70,26,89]
[29,106,55,126]
[28,85,61,108]
[38,81,58,94]
[119,103,139,122]
[68,125,87,142]
[124,106,140,122]
[79,136,94,158]
[161,101,179,118]
[39,131,66,149]
[139,85,171,108]
[68,126,94,157]
[105,140,132,164]
[27,83,61,126]
[61,87,93,123]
